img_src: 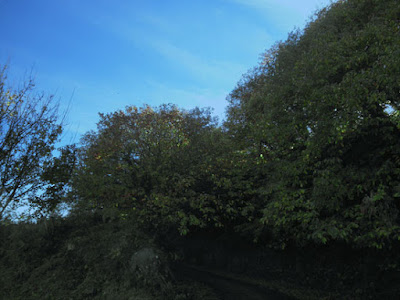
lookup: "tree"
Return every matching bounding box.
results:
[225,0,400,248]
[72,104,257,235]
[0,65,64,220]
[72,106,205,227]
[36,144,77,215]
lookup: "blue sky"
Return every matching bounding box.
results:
[0,0,332,144]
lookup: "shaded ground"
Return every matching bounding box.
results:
[173,263,294,300]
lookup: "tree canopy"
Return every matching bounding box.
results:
[67,0,400,250]
[72,104,234,234]
[0,65,68,220]
[2,0,400,298]
[225,0,400,248]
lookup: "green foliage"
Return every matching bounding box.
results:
[3,0,400,297]
[70,0,400,251]
[0,215,171,299]
[72,104,240,234]
[225,0,400,248]
[34,144,77,215]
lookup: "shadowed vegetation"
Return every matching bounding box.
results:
[1,0,400,298]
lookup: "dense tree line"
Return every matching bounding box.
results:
[67,0,400,250]
[1,0,400,298]
[1,0,398,253]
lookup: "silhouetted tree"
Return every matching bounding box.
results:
[0,65,64,220]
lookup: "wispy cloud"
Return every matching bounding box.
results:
[66,1,272,87]
[136,13,179,36]
[147,39,246,85]
[228,0,330,30]
[230,0,275,11]
[90,13,248,86]
[230,0,325,13]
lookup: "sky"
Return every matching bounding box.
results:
[0,0,332,145]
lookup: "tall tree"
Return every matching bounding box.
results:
[0,65,64,220]
[72,104,232,234]
[225,0,400,248]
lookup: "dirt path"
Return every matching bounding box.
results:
[174,263,294,300]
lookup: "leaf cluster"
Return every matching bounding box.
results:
[225,0,400,248]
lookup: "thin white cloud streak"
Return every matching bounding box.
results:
[228,0,332,29]
[147,38,246,85]
[135,13,179,36]
[230,0,327,14]
[85,12,251,87]
[231,0,275,11]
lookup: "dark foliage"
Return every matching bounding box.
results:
[225,0,400,249]
[2,0,400,298]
